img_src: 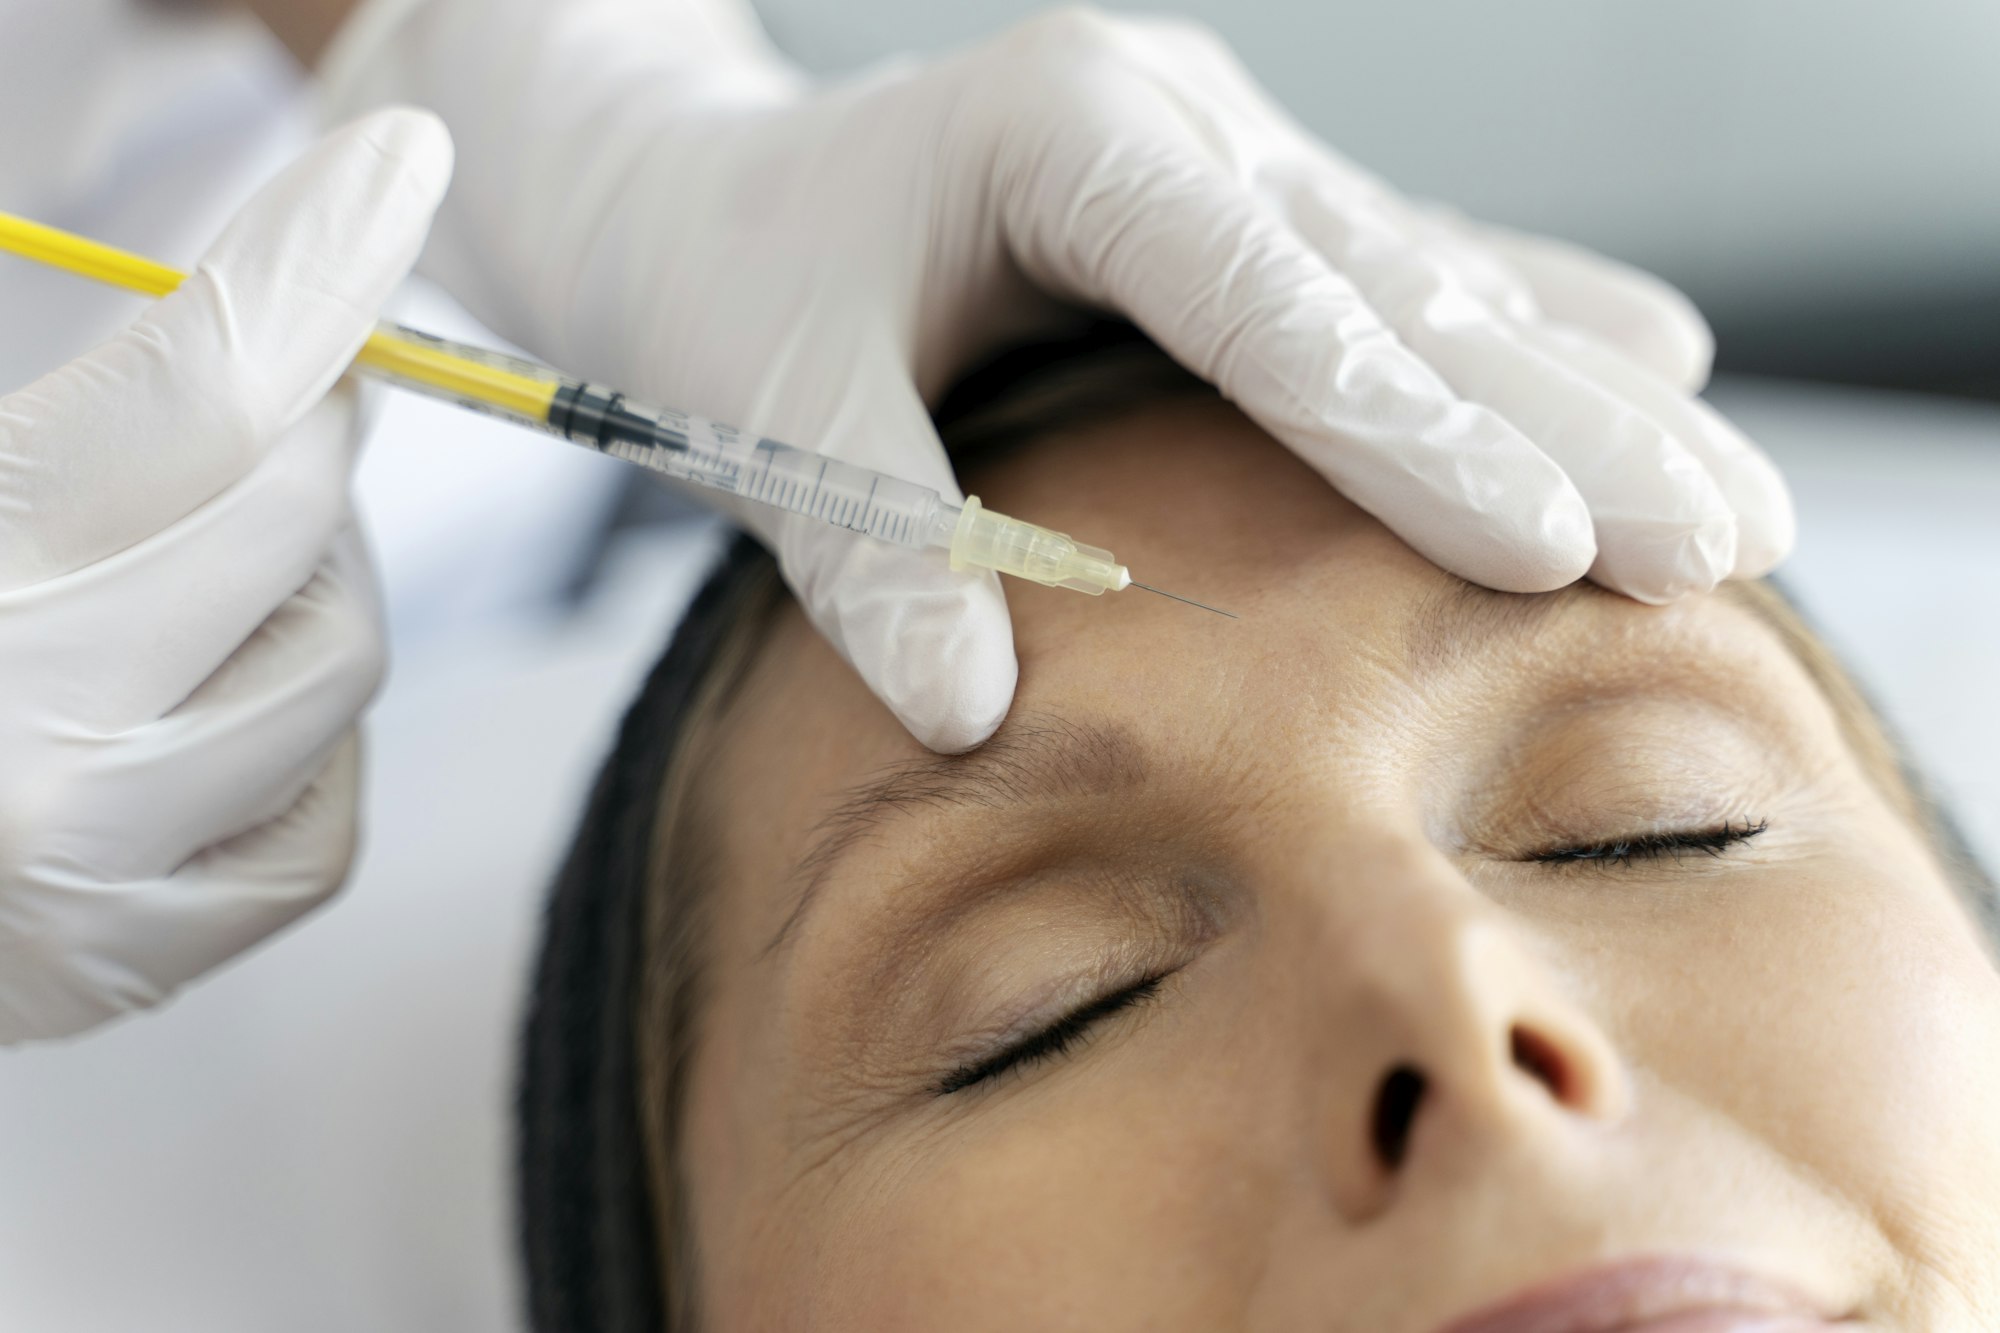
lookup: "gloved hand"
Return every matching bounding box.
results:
[0,109,451,1043]
[321,1,1793,752]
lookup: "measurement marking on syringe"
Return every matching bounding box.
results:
[864,477,879,523]
[805,457,828,520]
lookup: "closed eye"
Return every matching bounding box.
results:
[1528,818,1769,868]
[936,974,1166,1097]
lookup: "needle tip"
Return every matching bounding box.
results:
[1129,580,1237,619]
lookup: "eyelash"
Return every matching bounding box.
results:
[936,975,1166,1097]
[1527,817,1770,868]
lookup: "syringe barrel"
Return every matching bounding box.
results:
[352,325,953,549]
[357,323,565,427]
[548,382,948,549]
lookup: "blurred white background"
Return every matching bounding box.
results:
[0,1,1994,1329]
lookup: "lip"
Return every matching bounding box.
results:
[1433,1255,1842,1333]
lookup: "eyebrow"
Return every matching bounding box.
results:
[1403,578,1613,677]
[763,714,1150,954]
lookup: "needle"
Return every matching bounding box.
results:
[1130,580,1237,619]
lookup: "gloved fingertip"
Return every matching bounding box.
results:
[1723,461,1798,581]
[348,105,457,210]
[1592,269,1716,394]
[1513,488,1599,591]
[1627,299,1715,396]
[877,593,1018,753]
[787,532,1018,755]
[899,668,1016,754]
[1729,513,1795,581]
[1589,509,1737,605]
[1571,262,1714,393]
[1427,486,1598,595]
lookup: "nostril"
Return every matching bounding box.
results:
[1370,1065,1426,1170]
[1510,1024,1571,1103]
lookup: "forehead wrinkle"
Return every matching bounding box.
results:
[761,713,1149,956]
[1403,578,1613,677]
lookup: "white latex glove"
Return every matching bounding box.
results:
[0,109,452,1043]
[322,2,1793,752]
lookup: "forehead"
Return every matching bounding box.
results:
[706,398,1782,941]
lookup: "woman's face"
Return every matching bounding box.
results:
[681,399,2000,1330]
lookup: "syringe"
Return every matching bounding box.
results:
[0,211,1232,617]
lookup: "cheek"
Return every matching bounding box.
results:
[1803,878,2000,1279]
[1630,835,2000,1278]
[781,1068,1287,1331]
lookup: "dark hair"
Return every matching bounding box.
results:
[517,534,764,1333]
[515,330,1996,1333]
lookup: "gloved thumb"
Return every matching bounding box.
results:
[0,108,453,591]
[728,353,1018,754]
[776,516,1019,753]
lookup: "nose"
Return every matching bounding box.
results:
[1309,849,1632,1223]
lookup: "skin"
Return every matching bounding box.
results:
[236,0,363,67]
[681,398,2000,1329]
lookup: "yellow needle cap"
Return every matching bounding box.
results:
[948,496,1131,595]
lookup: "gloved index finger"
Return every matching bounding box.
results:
[0,108,452,594]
